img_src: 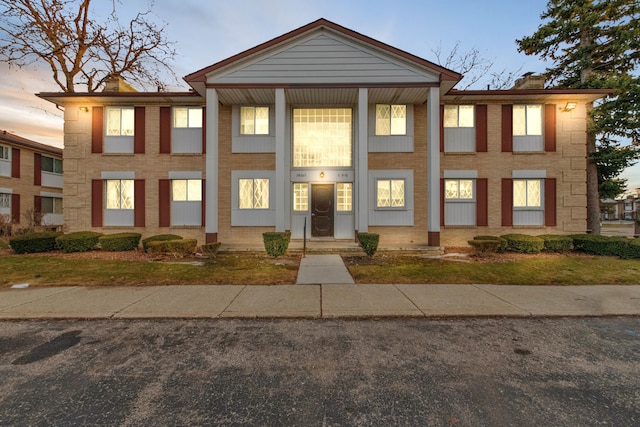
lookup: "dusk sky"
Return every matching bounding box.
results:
[2,0,638,188]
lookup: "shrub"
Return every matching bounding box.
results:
[141,234,183,252]
[622,239,640,259]
[500,234,545,254]
[10,231,62,254]
[468,239,501,256]
[473,235,507,253]
[538,234,573,253]
[99,233,142,252]
[357,232,380,257]
[55,231,103,253]
[571,234,629,257]
[263,232,291,258]
[147,239,197,258]
[200,242,222,258]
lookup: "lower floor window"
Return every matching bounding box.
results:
[41,197,63,214]
[239,178,269,209]
[513,179,541,207]
[293,183,308,211]
[337,183,352,212]
[445,179,474,200]
[0,193,10,209]
[172,179,202,201]
[106,179,134,209]
[376,179,405,208]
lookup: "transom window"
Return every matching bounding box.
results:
[376,104,406,135]
[445,179,474,200]
[106,179,134,209]
[0,145,8,160]
[239,178,269,209]
[444,105,474,128]
[0,193,10,208]
[172,179,202,201]
[174,107,202,128]
[106,107,135,136]
[240,106,269,135]
[377,179,405,208]
[293,183,309,211]
[41,197,63,214]
[513,179,541,208]
[293,108,352,167]
[337,183,353,212]
[41,156,63,174]
[513,105,542,136]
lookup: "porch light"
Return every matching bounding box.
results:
[564,102,577,111]
[79,106,89,112]
[320,171,325,178]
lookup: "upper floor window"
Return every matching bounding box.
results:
[172,179,202,202]
[445,179,474,200]
[174,107,202,129]
[293,108,352,167]
[513,105,542,136]
[444,105,474,128]
[513,179,541,208]
[375,104,406,135]
[0,145,8,160]
[106,107,135,136]
[376,179,405,208]
[41,156,63,174]
[337,183,353,212]
[240,106,269,135]
[106,179,134,210]
[239,178,269,209]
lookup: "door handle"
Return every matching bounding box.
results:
[311,213,316,217]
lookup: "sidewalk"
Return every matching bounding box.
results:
[1,255,639,319]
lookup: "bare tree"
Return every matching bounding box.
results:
[0,0,176,92]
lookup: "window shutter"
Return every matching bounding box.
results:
[501,105,513,152]
[134,107,145,154]
[11,148,20,178]
[501,178,513,226]
[439,105,444,152]
[476,105,488,152]
[440,178,445,226]
[134,179,145,227]
[202,107,207,154]
[91,107,103,154]
[159,179,170,227]
[544,178,557,226]
[34,153,42,186]
[476,178,488,226]
[91,180,103,227]
[34,195,42,214]
[11,194,20,224]
[159,107,171,154]
[544,104,556,152]
[201,179,206,227]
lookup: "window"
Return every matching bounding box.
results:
[0,145,8,160]
[106,107,135,136]
[377,179,405,208]
[41,197,63,214]
[172,179,202,202]
[376,104,406,135]
[0,193,10,209]
[240,107,269,135]
[293,183,308,211]
[239,178,269,209]
[445,179,474,200]
[41,156,63,174]
[513,179,541,208]
[444,105,474,128]
[513,105,542,136]
[174,107,202,128]
[106,179,134,209]
[293,108,352,167]
[337,183,353,212]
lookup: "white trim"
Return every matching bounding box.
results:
[205,88,219,235]
[0,187,12,194]
[168,171,202,180]
[427,86,440,234]
[275,88,286,231]
[101,171,135,180]
[443,170,478,179]
[40,191,62,198]
[512,170,546,179]
[357,88,369,232]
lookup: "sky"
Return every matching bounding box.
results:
[2,0,638,189]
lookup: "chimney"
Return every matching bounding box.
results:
[512,72,546,90]
[103,73,137,93]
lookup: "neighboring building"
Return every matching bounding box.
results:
[0,130,63,233]
[38,19,610,248]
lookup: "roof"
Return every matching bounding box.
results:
[36,91,204,107]
[0,130,62,156]
[442,88,613,103]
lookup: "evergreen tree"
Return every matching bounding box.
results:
[517,0,640,233]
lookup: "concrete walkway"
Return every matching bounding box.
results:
[296,254,355,284]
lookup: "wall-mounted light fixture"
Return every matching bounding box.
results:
[563,102,577,112]
[319,171,325,178]
[79,106,89,112]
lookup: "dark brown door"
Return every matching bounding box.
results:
[311,184,334,237]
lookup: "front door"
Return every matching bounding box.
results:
[311,184,334,237]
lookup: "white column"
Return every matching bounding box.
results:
[357,87,369,233]
[205,88,219,240]
[427,86,440,245]
[275,88,286,232]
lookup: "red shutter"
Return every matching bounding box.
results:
[11,194,20,224]
[134,179,145,227]
[440,178,445,226]
[439,105,444,152]
[159,107,171,154]
[11,148,20,178]
[502,178,513,226]
[545,104,556,152]
[134,107,145,154]
[92,107,103,154]
[159,179,170,227]
[501,105,513,152]
[34,153,42,186]
[91,180,103,227]
[34,195,42,214]
[201,179,206,227]
[545,178,557,226]
[202,107,207,154]
[476,178,488,226]
[476,105,488,152]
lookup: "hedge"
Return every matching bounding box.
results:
[200,242,222,258]
[146,239,197,257]
[473,235,507,253]
[55,231,103,253]
[263,232,291,258]
[468,239,502,256]
[500,234,545,254]
[99,233,141,252]
[10,231,62,254]
[358,232,380,257]
[571,234,629,257]
[622,239,640,259]
[141,234,183,252]
[538,234,573,253]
